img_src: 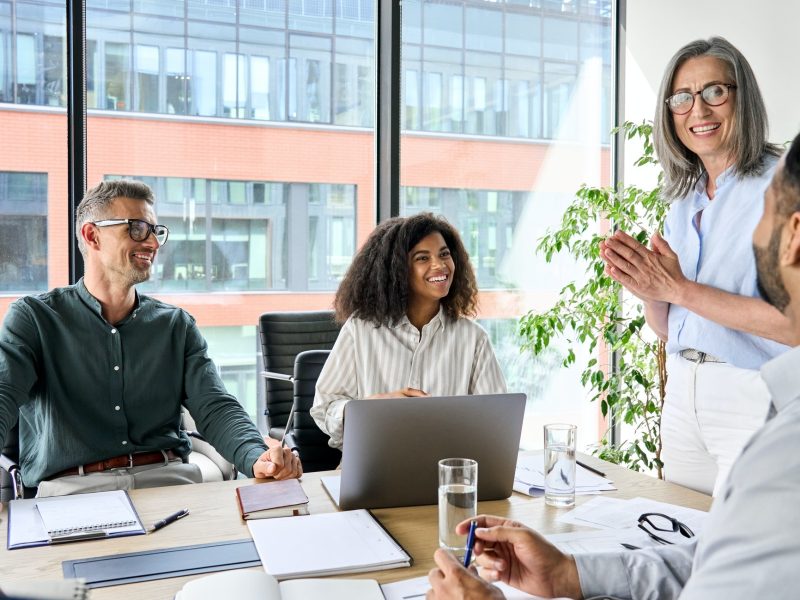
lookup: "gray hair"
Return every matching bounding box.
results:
[653,36,782,201]
[76,179,155,257]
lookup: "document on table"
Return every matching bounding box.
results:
[545,528,659,554]
[381,575,548,600]
[514,452,616,497]
[556,496,708,536]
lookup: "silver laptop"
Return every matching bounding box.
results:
[322,393,526,510]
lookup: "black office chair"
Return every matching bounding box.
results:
[290,350,342,472]
[259,310,341,440]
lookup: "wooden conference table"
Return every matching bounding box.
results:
[0,454,712,599]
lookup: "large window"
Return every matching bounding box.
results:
[401,0,613,450]
[0,0,612,443]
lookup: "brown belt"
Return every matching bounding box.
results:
[52,450,180,479]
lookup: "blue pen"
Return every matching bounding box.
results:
[463,520,478,567]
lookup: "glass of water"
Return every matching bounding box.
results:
[544,423,577,508]
[438,458,478,560]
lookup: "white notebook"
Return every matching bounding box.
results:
[7,489,145,549]
[247,509,411,579]
[176,571,384,600]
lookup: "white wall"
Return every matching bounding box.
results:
[623,0,800,184]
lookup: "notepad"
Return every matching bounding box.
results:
[247,509,411,579]
[7,490,146,549]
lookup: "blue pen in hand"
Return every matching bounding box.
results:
[463,520,478,567]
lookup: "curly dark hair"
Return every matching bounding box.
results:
[334,213,478,325]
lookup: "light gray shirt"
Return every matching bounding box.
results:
[310,308,507,449]
[576,345,800,599]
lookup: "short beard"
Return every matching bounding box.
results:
[124,266,151,287]
[754,227,791,312]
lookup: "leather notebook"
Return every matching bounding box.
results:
[235,479,310,520]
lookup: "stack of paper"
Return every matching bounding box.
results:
[513,452,616,497]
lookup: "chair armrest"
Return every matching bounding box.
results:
[260,370,294,382]
[1,452,24,501]
[0,452,19,473]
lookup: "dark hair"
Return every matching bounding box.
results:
[776,133,800,218]
[334,213,478,325]
[653,36,782,201]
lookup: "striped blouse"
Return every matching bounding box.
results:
[310,307,508,450]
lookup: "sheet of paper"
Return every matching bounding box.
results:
[556,496,708,535]
[320,475,341,506]
[514,452,616,497]
[545,528,659,554]
[248,509,409,579]
[381,575,547,600]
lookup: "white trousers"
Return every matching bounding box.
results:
[36,461,203,498]
[661,353,771,496]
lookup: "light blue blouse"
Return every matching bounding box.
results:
[663,154,788,370]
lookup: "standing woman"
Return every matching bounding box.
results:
[600,37,790,495]
[311,213,507,450]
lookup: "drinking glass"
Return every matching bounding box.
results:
[544,423,577,508]
[438,458,478,559]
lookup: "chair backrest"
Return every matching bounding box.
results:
[258,310,341,439]
[291,350,342,472]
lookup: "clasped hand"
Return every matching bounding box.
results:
[599,230,686,304]
[253,444,303,480]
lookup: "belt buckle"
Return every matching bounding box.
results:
[696,351,707,364]
[124,453,135,469]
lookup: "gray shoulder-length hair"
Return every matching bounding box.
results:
[653,36,782,201]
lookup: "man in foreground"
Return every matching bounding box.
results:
[427,134,800,599]
[0,180,301,496]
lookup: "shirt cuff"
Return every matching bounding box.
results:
[575,552,632,600]
[242,445,269,478]
[324,398,349,450]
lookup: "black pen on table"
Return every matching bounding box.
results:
[576,460,605,477]
[150,508,189,533]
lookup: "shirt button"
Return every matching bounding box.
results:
[114,365,120,371]
[111,328,117,334]
[115,405,121,411]
[122,441,128,446]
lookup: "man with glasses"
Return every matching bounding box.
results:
[427,134,800,598]
[0,179,301,497]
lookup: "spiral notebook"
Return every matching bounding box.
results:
[7,489,146,549]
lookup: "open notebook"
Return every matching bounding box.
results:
[7,489,145,549]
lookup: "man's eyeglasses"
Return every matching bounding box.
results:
[93,219,170,246]
[665,83,737,115]
[638,512,695,545]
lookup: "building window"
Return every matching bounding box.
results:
[108,176,356,293]
[0,172,48,292]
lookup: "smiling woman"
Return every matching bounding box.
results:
[310,213,507,451]
[598,37,789,496]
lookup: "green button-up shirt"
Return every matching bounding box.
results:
[0,279,267,487]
